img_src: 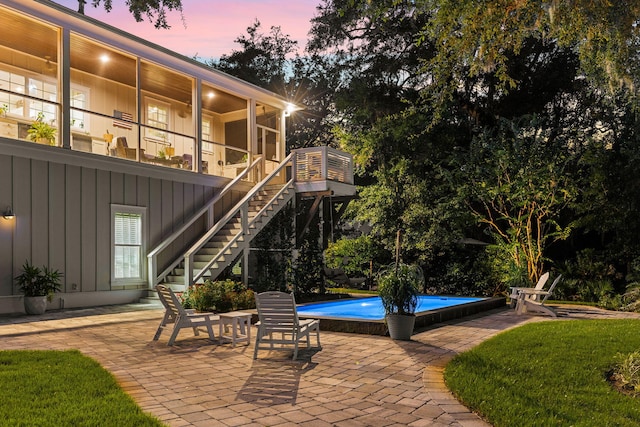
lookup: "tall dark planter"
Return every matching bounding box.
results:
[386,313,416,340]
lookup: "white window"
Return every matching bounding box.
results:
[70,87,90,130]
[111,205,146,283]
[145,97,170,141]
[0,67,89,130]
[202,115,214,152]
[0,70,26,117]
[28,77,57,123]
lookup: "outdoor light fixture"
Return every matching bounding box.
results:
[284,103,296,117]
[2,206,14,220]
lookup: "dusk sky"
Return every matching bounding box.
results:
[52,0,320,59]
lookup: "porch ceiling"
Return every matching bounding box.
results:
[0,5,247,115]
[0,7,58,72]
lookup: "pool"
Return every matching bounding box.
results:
[297,296,485,321]
[296,295,506,335]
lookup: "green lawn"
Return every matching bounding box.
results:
[445,319,640,427]
[0,350,164,427]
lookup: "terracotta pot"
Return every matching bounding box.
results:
[385,313,415,340]
[24,296,47,315]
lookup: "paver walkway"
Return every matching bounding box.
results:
[1,303,639,426]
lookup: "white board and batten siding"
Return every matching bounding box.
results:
[0,145,243,313]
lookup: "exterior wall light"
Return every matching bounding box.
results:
[284,103,296,117]
[3,206,14,220]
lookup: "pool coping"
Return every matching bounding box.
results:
[297,296,507,335]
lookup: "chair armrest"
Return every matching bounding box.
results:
[520,289,550,296]
[185,310,218,319]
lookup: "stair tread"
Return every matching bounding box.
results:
[158,181,294,285]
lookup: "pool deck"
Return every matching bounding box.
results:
[1,303,639,427]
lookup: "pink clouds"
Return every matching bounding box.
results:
[52,0,319,58]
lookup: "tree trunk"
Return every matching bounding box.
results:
[395,229,401,273]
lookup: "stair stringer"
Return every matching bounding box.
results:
[164,179,295,291]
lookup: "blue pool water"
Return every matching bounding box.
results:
[296,296,484,321]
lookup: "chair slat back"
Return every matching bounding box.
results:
[255,291,299,330]
[534,272,550,290]
[541,274,562,304]
[156,284,188,317]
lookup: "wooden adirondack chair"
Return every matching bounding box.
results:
[153,284,219,345]
[254,291,321,360]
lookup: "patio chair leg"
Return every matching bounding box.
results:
[153,312,171,341]
[292,341,299,360]
[153,324,164,341]
[167,326,180,346]
[205,322,215,341]
[253,329,262,359]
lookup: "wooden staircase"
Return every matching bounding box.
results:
[162,184,294,290]
[146,147,356,299]
[146,154,297,293]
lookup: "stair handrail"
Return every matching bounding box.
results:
[194,180,296,285]
[147,157,262,287]
[185,152,295,286]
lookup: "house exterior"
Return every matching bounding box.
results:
[0,0,355,314]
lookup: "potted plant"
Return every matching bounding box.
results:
[378,263,424,340]
[0,103,7,118]
[27,112,56,145]
[15,260,63,315]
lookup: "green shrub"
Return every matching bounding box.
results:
[14,260,63,300]
[423,246,497,296]
[600,283,640,312]
[557,249,617,302]
[324,235,388,279]
[181,279,255,312]
[611,350,640,394]
[483,242,530,289]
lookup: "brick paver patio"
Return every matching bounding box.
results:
[1,303,638,426]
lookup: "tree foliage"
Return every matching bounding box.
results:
[154,0,640,299]
[77,0,183,29]
[306,0,640,297]
[421,0,640,95]
[462,117,578,285]
[212,20,297,91]
[213,21,340,150]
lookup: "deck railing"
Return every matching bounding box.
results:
[293,146,354,185]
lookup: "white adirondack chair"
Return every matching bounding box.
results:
[516,274,562,317]
[153,284,219,345]
[509,272,550,306]
[254,291,321,360]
